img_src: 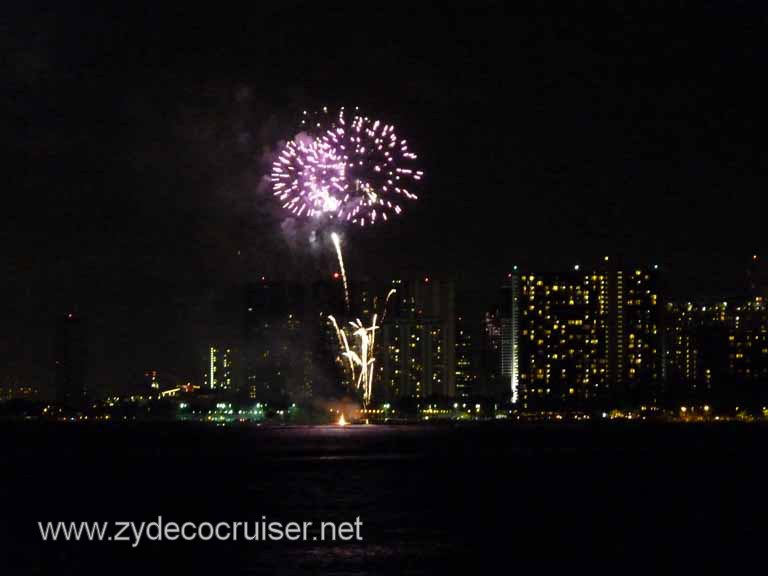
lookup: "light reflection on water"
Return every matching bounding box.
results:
[6,422,767,574]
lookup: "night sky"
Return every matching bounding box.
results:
[4,3,767,394]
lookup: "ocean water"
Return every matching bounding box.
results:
[2,422,767,574]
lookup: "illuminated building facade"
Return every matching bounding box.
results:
[503,265,661,407]
[500,274,521,403]
[510,271,608,407]
[728,296,768,384]
[454,315,475,399]
[206,346,233,391]
[379,279,455,400]
[664,296,768,402]
[724,254,768,388]
[664,303,701,387]
[612,267,662,399]
[664,302,729,399]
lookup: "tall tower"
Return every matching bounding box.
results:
[454,315,476,399]
[607,262,662,401]
[501,273,521,404]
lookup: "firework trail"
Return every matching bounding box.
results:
[330,232,350,312]
[270,106,422,226]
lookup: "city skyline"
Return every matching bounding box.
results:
[3,256,766,413]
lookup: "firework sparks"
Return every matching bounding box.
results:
[270,107,423,226]
[328,289,396,406]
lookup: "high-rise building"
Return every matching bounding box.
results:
[244,281,302,404]
[243,279,343,404]
[612,267,662,400]
[206,346,234,391]
[500,274,521,403]
[508,270,608,407]
[55,313,87,407]
[664,301,728,400]
[501,265,661,408]
[379,278,456,400]
[664,303,701,388]
[454,315,475,399]
[728,296,768,384]
[479,310,503,399]
[664,296,767,404]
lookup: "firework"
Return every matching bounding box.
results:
[270,106,423,226]
[328,289,396,406]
